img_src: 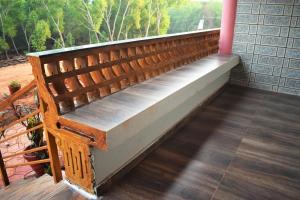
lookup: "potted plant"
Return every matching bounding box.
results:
[8,80,21,95]
[23,114,49,177]
[12,90,51,177]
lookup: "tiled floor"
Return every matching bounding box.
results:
[1,85,300,200]
[0,124,35,187]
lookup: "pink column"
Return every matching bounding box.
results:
[219,0,238,55]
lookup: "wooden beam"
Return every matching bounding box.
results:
[0,124,43,144]
[3,146,48,160]
[0,110,40,133]
[6,158,50,168]
[45,130,62,183]
[0,150,9,187]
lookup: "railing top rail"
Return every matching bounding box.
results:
[27,29,220,58]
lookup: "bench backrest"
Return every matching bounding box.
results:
[28,29,220,115]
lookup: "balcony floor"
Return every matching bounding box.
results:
[1,85,300,200]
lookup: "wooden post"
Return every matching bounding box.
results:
[45,129,62,183]
[0,150,9,186]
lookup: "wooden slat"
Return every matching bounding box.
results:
[0,124,43,144]
[44,46,169,83]
[6,158,50,168]
[45,62,74,112]
[0,80,36,111]
[3,146,48,159]
[53,47,217,102]
[43,38,219,84]
[46,35,219,111]
[0,150,9,186]
[37,29,220,63]
[0,110,40,133]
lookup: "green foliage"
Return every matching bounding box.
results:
[206,0,222,29]
[168,2,203,33]
[0,37,8,52]
[168,0,222,34]
[9,80,21,88]
[66,32,75,47]
[31,20,51,51]
[26,116,43,147]
[0,0,222,55]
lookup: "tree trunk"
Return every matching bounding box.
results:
[10,37,19,55]
[22,25,31,52]
[117,0,130,40]
[104,5,113,41]
[82,1,100,43]
[0,14,9,59]
[145,0,153,37]
[111,0,122,41]
[156,7,161,35]
[42,1,65,47]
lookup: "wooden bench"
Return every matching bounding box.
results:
[27,29,239,195]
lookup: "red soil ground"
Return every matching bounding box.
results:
[0,63,33,97]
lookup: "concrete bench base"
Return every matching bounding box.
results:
[83,54,239,194]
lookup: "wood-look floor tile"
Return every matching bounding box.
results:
[254,105,300,126]
[263,92,300,108]
[226,85,271,100]
[195,108,253,132]
[205,96,261,118]
[2,85,300,200]
[47,187,87,200]
[158,115,243,169]
[103,149,224,200]
[251,117,300,137]
[0,175,70,200]
[213,167,300,200]
[233,127,300,181]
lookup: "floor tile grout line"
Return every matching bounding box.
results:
[210,91,294,199]
[209,126,250,200]
[210,95,264,200]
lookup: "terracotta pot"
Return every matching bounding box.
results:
[23,145,46,177]
[8,85,21,95]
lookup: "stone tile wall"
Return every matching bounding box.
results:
[231,0,300,96]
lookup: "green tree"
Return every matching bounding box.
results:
[205,0,222,29]
[0,37,8,54]
[0,0,222,58]
[64,0,86,45]
[168,2,203,33]
[141,0,179,37]
[31,20,51,51]
[168,0,222,33]
[42,0,67,48]
[81,0,107,43]
[122,0,144,39]
[0,0,20,58]
[66,32,74,47]
[18,0,40,52]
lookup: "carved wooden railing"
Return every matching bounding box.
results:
[0,80,61,187]
[27,29,220,193]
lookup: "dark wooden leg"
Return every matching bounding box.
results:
[45,129,62,183]
[0,150,9,186]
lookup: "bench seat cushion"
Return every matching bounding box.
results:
[62,54,239,148]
